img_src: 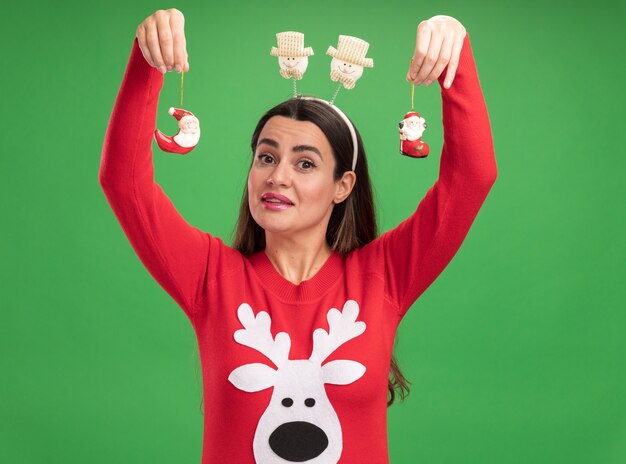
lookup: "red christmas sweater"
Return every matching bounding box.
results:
[99,34,496,464]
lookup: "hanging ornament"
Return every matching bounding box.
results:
[154,71,200,155]
[399,84,429,158]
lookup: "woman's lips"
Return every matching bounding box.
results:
[261,193,294,210]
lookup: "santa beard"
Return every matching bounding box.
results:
[402,126,424,141]
[174,129,201,148]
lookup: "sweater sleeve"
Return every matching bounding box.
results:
[98,38,215,319]
[380,33,498,316]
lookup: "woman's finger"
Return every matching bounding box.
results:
[155,11,174,71]
[422,34,453,86]
[136,24,155,67]
[413,31,443,86]
[145,22,166,73]
[169,11,187,73]
[443,34,464,89]
[406,22,431,82]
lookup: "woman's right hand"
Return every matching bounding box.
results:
[136,9,189,74]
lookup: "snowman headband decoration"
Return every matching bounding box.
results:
[271,31,374,171]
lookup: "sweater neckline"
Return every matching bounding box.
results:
[247,250,344,301]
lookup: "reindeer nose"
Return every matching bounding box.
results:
[269,421,328,462]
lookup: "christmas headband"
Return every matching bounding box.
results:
[271,31,374,171]
[299,96,359,171]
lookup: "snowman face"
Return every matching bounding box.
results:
[278,56,309,74]
[330,58,364,80]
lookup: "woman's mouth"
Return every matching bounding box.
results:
[261,193,294,210]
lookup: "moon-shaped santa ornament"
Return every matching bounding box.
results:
[154,107,201,155]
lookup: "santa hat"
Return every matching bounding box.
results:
[168,107,195,121]
[327,35,374,68]
[403,111,423,120]
[271,31,314,57]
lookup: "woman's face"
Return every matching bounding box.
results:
[248,116,352,241]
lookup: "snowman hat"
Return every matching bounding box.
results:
[270,31,314,57]
[326,35,374,68]
[168,107,195,121]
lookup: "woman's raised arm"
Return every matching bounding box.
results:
[99,10,217,320]
[378,17,498,316]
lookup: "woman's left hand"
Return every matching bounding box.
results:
[406,15,467,89]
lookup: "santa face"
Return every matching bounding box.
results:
[402,116,426,141]
[278,56,309,74]
[173,116,201,148]
[330,58,364,80]
[179,116,200,134]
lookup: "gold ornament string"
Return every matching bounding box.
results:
[410,57,415,111]
[180,70,185,107]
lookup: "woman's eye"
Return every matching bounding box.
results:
[298,159,316,170]
[257,153,275,164]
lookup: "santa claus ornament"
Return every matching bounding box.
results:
[399,84,429,158]
[154,71,201,155]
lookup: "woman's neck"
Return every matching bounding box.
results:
[264,233,332,285]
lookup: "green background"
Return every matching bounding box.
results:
[1,0,625,462]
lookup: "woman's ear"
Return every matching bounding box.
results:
[334,171,357,204]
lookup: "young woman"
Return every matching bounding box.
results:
[99,8,497,463]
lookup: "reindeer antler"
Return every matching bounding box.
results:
[234,304,291,368]
[309,300,366,364]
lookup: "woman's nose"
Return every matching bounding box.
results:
[267,161,291,187]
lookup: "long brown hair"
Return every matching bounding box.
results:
[232,98,410,406]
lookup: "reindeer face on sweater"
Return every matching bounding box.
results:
[228,301,366,464]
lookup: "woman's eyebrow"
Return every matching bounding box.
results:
[257,138,322,159]
[293,145,322,158]
[257,138,279,148]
